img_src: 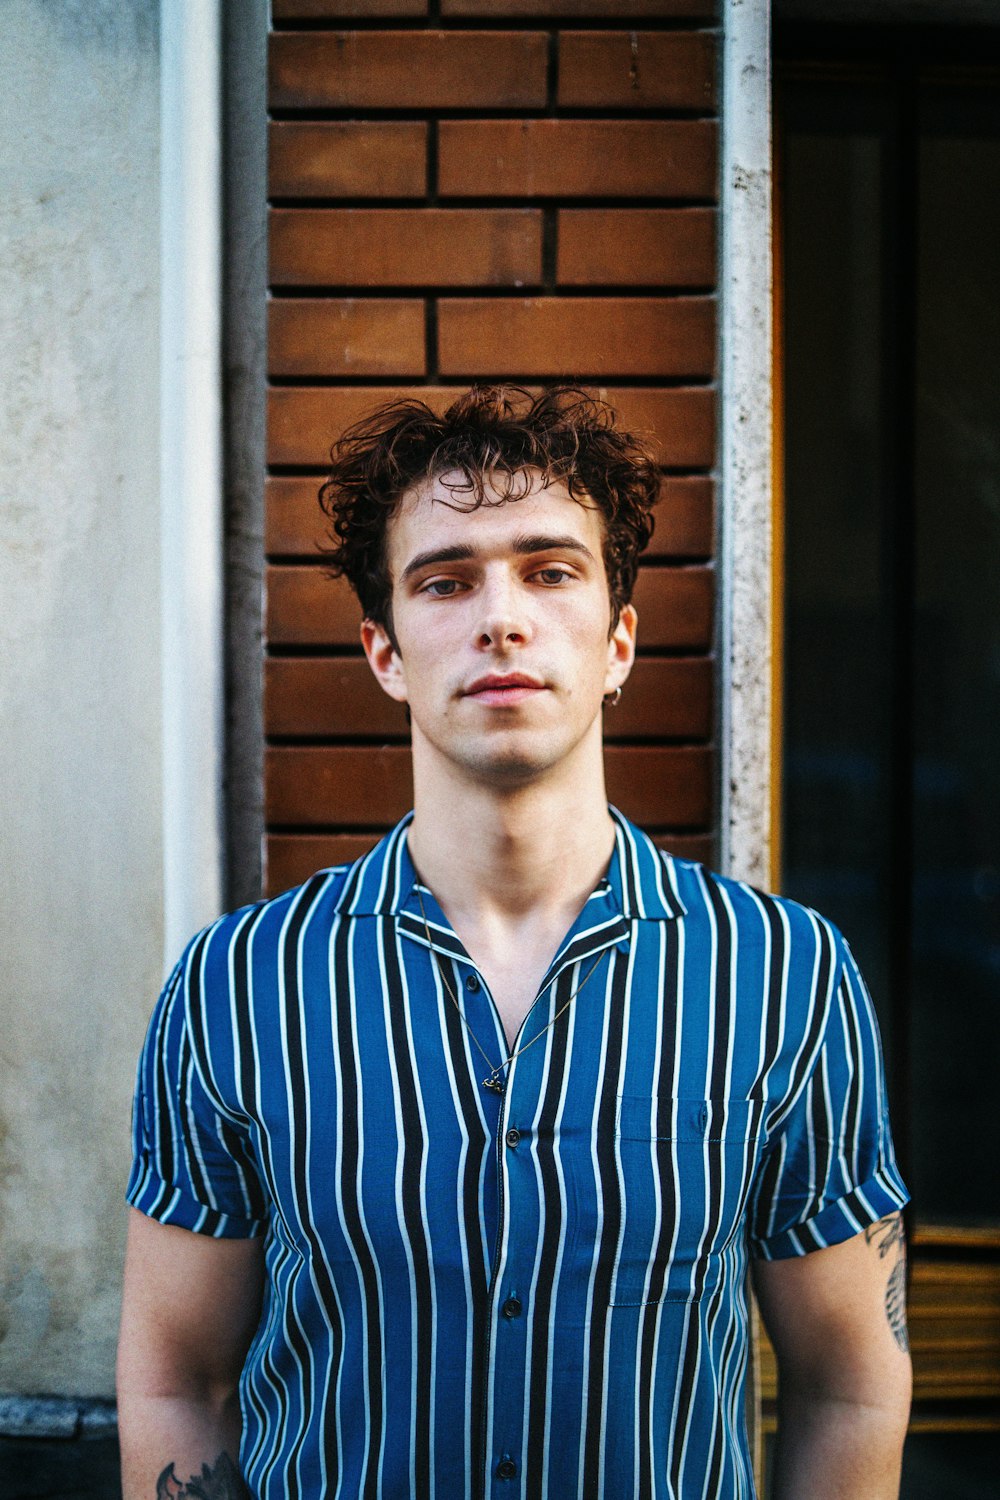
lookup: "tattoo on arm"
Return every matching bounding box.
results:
[155,1453,248,1500]
[865,1213,910,1353]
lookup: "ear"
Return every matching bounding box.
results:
[361,617,409,703]
[604,603,637,695]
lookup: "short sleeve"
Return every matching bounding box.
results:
[748,931,908,1260]
[126,937,269,1239]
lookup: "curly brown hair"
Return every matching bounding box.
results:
[319,384,659,635]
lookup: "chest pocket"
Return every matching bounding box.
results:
[609,1095,761,1306]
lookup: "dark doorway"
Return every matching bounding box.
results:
[775,17,1000,1470]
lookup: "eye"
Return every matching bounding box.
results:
[421,577,464,598]
[533,566,573,586]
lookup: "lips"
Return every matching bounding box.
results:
[463,673,546,706]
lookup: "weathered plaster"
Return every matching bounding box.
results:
[0,0,161,1396]
[159,0,225,961]
[719,0,774,890]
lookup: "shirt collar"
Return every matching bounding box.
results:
[334,807,687,926]
[397,871,633,991]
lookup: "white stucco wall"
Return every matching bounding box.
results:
[0,0,162,1397]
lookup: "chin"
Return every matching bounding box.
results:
[462,750,547,786]
[458,734,578,787]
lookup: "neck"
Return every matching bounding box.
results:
[406,737,615,928]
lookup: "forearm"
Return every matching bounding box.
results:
[771,1385,909,1500]
[755,1213,913,1499]
[117,1387,249,1500]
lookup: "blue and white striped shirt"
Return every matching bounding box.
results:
[128,810,907,1499]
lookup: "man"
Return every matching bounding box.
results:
[118,386,911,1499]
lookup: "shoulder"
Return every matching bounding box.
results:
[613,810,845,963]
[170,862,358,1023]
[677,858,843,951]
[201,863,352,955]
[644,846,851,1025]
[150,864,359,1104]
[171,818,416,1018]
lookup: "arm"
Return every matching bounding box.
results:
[753,1212,912,1500]
[117,1208,264,1500]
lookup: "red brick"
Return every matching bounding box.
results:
[606,745,711,827]
[267,383,715,469]
[270,208,543,288]
[268,299,425,377]
[443,0,715,13]
[267,386,471,466]
[267,567,363,648]
[608,657,711,739]
[274,0,426,15]
[266,561,712,649]
[266,657,411,737]
[439,120,717,199]
[653,832,715,864]
[266,835,381,896]
[267,825,716,897]
[269,31,547,110]
[267,743,710,826]
[266,746,414,826]
[648,478,714,559]
[631,565,713,649]
[267,384,715,469]
[265,473,714,561]
[437,297,715,378]
[266,477,329,555]
[264,654,709,741]
[592,385,715,466]
[269,122,427,200]
[557,209,715,287]
[558,31,716,110]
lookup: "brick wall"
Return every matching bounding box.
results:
[264,0,720,896]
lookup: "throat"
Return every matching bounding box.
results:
[482,975,544,1053]
[460,925,566,1052]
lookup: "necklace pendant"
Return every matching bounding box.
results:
[482,1072,505,1095]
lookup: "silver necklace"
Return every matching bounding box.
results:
[414,880,606,1094]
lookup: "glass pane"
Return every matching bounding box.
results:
[910,86,1000,1221]
[900,1429,1000,1500]
[781,86,898,1076]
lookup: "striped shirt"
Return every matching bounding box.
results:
[128,810,907,1500]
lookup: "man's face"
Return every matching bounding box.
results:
[361,469,636,789]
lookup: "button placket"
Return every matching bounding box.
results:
[484,1058,534,1496]
[445,961,507,1097]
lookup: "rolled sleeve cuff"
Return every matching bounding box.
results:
[126,1159,267,1240]
[752,1169,910,1262]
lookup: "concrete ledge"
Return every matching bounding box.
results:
[0,1395,116,1440]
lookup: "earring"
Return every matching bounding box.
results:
[603,686,622,707]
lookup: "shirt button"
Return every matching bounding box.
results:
[465,974,480,992]
[501,1296,522,1319]
[505,1128,520,1148]
[496,1458,517,1479]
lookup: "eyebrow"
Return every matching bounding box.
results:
[399,534,597,584]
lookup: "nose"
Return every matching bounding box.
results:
[475,569,530,650]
